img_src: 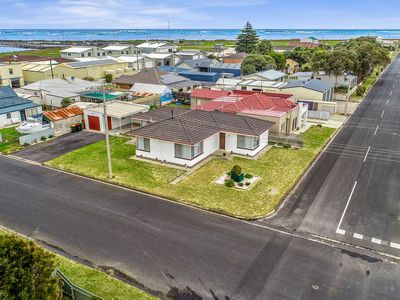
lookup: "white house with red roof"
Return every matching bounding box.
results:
[194,92,308,133]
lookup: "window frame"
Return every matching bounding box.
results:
[174,141,204,160]
[237,135,260,151]
[136,137,150,152]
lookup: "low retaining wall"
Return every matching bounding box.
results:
[19,128,55,145]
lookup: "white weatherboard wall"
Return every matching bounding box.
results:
[225,131,269,156]
[0,111,20,127]
[136,133,219,167]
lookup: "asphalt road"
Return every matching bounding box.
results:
[268,55,400,256]
[1,156,400,299]
[14,131,103,163]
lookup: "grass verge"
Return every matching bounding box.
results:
[47,126,334,219]
[0,228,158,300]
[0,127,22,153]
[0,48,62,58]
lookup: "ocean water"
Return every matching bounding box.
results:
[0,29,399,41]
[0,46,30,53]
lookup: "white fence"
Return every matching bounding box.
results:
[19,128,55,145]
[307,110,330,121]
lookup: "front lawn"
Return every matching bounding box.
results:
[47,127,334,219]
[0,127,22,154]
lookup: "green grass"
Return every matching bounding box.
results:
[0,48,62,58]
[0,127,22,153]
[166,103,190,109]
[47,126,335,219]
[0,229,157,300]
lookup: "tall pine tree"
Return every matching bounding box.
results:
[235,22,259,53]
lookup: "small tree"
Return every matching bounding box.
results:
[105,73,113,83]
[235,21,259,53]
[241,54,277,75]
[0,234,62,300]
[256,40,273,54]
[61,97,72,108]
[230,165,244,182]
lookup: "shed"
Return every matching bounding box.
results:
[43,106,83,134]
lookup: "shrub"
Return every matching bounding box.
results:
[48,135,54,139]
[356,85,366,96]
[226,170,232,176]
[238,182,244,187]
[105,73,113,83]
[231,165,242,178]
[283,144,291,149]
[245,173,253,179]
[224,179,235,188]
[245,182,251,186]
[40,136,47,141]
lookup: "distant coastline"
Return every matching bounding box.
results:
[1,29,400,41]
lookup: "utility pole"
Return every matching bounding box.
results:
[136,48,140,71]
[103,91,113,179]
[49,57,54,79]
[344,81,351,116]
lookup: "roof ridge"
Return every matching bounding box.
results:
[241,114,257,135]
[178,116,194,145]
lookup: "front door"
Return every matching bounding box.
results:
[20,110,26,121]
[219,133,225,149]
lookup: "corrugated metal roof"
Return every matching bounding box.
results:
[43,106,83,122]
[130,83,169,94]
[66,59,120,68]
[282,79,334,92]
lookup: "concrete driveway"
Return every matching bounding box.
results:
[14,131,103,163]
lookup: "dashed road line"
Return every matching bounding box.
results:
[374,125,379,135]
[390,242,400,249]
[390,91,393,96]
[381,110,385,118]
[336,181,357,234]
[363,146,371,162]
[386,99,390,105]
[372,238,382,245]
[353,233,363,239]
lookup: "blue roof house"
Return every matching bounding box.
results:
[0,86,42,127]
[210,62,242,77]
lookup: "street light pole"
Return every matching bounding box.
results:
[344,80,351,116]
[103,91,113,179]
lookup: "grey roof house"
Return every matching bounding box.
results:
[0,86,42,127]
[281,79,335,102]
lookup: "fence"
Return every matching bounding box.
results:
[307,110,330,121]
[55,269,103,300]
[19,128,54,145]
[269,132,304,147]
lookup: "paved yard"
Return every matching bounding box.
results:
[14,131,103,163]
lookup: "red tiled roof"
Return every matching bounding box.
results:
[43,106,83,122]
[191,88,231,100]
[195,93,298,117]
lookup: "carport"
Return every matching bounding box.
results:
[83,101,149,133]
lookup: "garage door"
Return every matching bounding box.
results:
[88,115,101,131]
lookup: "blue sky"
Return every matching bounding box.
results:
[0,0,399,29]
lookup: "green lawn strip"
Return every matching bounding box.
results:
[0,229,158,300]
[0,127,22,153]
[46,127,334,219]
[0,48,62,58]
[166,103,190,109]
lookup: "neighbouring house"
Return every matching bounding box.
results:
[288,72,314,81]
[0,55,74,64]
[286,59,300,74]
[116,55,155,71]
[211,62,242,78]
[102,45,140,57]
[144,53,178,67]
[43,106,83,134]
[190,89,231,108]
[300,37,319,44]
[315,72,358,88]
[0,63,24,88]
[80,91,128,103]
[0,86,42,127]
[244,70,287,82]
[132,106,188,126]
[84,101,149,133]
[21,59,132,83]
[175,50,206,61]
[214,78,243,90]
[60,47,102,59]
[237,80,287,93]
[280,80,336,112]
[130,83,173,105]
[175,58,218,72]
[177,70,220,83]
[22,77,102,108]
[136,42,177,54]
[223,52,248,64]
[194,92,308,133]
[129,108,275,167]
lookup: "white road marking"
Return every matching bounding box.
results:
[336,181,358,234]
[336,229,346,235]
[390,242,400,249]
[390,91,393,96]
[374,125,379,135]
[353,233,364,239]
[363,146,371,162]
[386,99,390,105]
[381,110,385,118]
[372,238,382,245]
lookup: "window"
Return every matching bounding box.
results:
[237,135,259,150]
[97,52,100,56]
[8,68,13,75]
[25,108,39,117]
[121,51,124,54]
[6,112,11,119]
[281,122,286,132]
[102,52,106,56]
[68,53,71,56]
[88,52,92,57]
[137,137,150,152]
[81,53,84,57]
[125,51,129,54]
[175,142,203,160]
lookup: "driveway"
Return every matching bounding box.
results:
[14,131,103,163]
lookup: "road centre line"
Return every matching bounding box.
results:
[386,99,389,105]
[381,110,385,118]
[336,181,358,234]
[374,125,379,135]
[372,238,382,245]
[363,146,371,162]
[390,242,400,249]
[353,233,363,239]
[390,91,393,96]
